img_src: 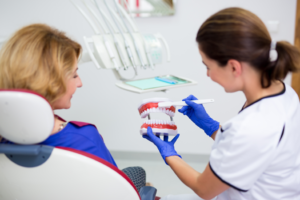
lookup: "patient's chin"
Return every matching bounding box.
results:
[65,103,71,109]
[54,102,71,110]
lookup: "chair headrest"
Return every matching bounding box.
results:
[0,89,54,144]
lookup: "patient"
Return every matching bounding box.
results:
[0,24,146,191]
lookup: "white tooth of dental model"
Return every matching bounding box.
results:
[138,98,175,118]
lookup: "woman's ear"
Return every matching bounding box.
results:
[227,59,242,77]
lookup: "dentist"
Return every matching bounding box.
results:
[143,7,300,200]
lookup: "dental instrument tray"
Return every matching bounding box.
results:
[115,75,197,93]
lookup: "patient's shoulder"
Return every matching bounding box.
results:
[55,115,98,131]
[69,121,97,129]
[67,121,103,141]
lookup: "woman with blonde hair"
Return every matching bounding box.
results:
[144,7,300,200]
[0,23,149,192]
[0,24,118,164]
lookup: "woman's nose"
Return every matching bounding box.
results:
[206,70,210,77]
[77,76,83,88]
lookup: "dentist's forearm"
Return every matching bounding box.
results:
[165,156,203,195]
[166,156,228,199]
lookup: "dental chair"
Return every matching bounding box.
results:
[0,89,157,200]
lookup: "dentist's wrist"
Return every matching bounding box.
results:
[165,154,182,165]
[210,125,221,140]
[203,120,220,137]
[161,151,182,165]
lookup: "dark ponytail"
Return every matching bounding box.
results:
[196,7,300,88]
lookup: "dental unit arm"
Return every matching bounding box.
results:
[73,0,197,93]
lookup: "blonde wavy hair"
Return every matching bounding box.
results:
[0,23,82,106]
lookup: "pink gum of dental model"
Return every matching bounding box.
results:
[138,98,176,118]
[140,120,178,136]
[138,98,178,136]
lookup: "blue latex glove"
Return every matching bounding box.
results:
[143,127,181,165]
[178,95,219,137]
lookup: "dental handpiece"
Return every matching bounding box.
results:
[94,0,129,70]
[114,0,146,69]
[115,41,128,70]
[158,99,215,108]
[104,0,137,71]
[124,39,137,70]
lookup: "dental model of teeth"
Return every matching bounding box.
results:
[138,98,178,136]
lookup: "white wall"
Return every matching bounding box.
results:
[0,0,296,154]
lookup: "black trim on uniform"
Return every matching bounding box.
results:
[238,103,246,114]
[239,82,286,113]
[277,125,285,146]
[220,127,224,133]
[209,162,248,192]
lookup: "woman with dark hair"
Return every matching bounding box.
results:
[143,7,300,200]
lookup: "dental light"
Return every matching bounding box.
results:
[73,0,197,93]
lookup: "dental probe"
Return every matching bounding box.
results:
[158,99,215,108]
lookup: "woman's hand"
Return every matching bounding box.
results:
[178,95,219,137]
[143,127,181,165]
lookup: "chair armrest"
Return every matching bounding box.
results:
[139,186,157,200]
[0,144,41,155]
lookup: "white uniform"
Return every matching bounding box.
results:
[161,83,300,200]
[210,83,300,200]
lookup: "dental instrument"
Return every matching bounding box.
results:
[178,95,219,137]
[155,76,177,84]
[158,99,214,108]
[94,0,130,71]
[114,0,139,32]
[114,0,154,69]
[103,0,138,72]
[82,0,109,34]
[78,0,119,71]
[72,1,197,93]
[71,1,101,35]
[106,3,127,33]
[114,0,147,69]
[89,0,120,34]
